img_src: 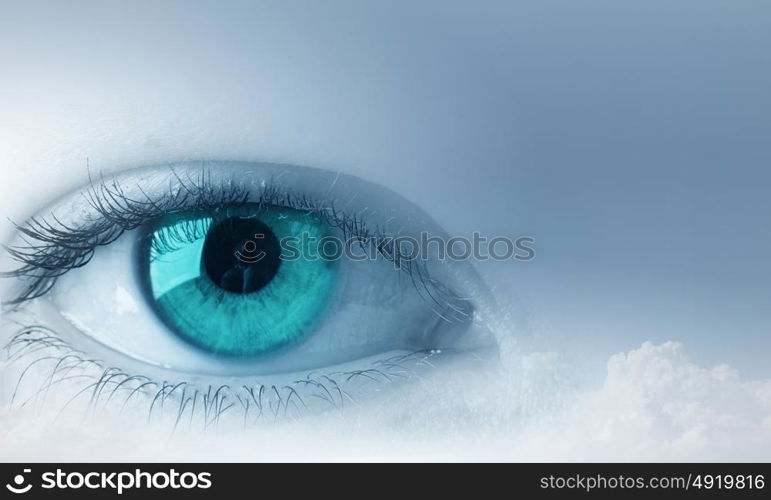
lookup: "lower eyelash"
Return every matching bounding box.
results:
[3,324,445,428]
[2,166,469,322]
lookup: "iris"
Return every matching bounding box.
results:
[141,205,338,357]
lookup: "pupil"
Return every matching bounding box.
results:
[202,217,281,294]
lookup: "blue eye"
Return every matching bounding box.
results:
[1,161,497,420]
[144,205,338,356]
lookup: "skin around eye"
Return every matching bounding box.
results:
[143,204,339,357]
[1,161,498,392]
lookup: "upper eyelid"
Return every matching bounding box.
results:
[1,163,471,321]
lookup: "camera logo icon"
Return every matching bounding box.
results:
[234,234,266,264]
[5,469,32,494]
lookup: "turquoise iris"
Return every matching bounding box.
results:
[142,205,338,357]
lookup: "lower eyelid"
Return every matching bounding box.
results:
[0,163,500,420]
[1,319,451,425]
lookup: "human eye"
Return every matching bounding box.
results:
[0,161,497,425]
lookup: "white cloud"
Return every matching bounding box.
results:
[506,342,771,460]
[1,341,770,461]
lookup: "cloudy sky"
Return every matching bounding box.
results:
[1,0,770,460]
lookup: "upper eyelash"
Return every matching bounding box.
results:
[148,204,324,257]
[1,167,470,321]
[2,169,247,303]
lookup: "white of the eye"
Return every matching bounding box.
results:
[52,230,200,371]
[49,227,457,376]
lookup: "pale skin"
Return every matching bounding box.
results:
[0,1,526,460]
[2,1,770,461]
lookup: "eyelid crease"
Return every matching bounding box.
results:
[1,166,471,323]
[3,324,450,425]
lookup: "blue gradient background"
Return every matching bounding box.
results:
[1,0,769,381]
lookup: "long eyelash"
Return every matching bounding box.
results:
[1,168,248,304]
[149,216,211,256]
[1,167,470,321]
[4,324,445,427]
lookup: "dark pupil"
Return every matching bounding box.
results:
[202,217,281,294]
